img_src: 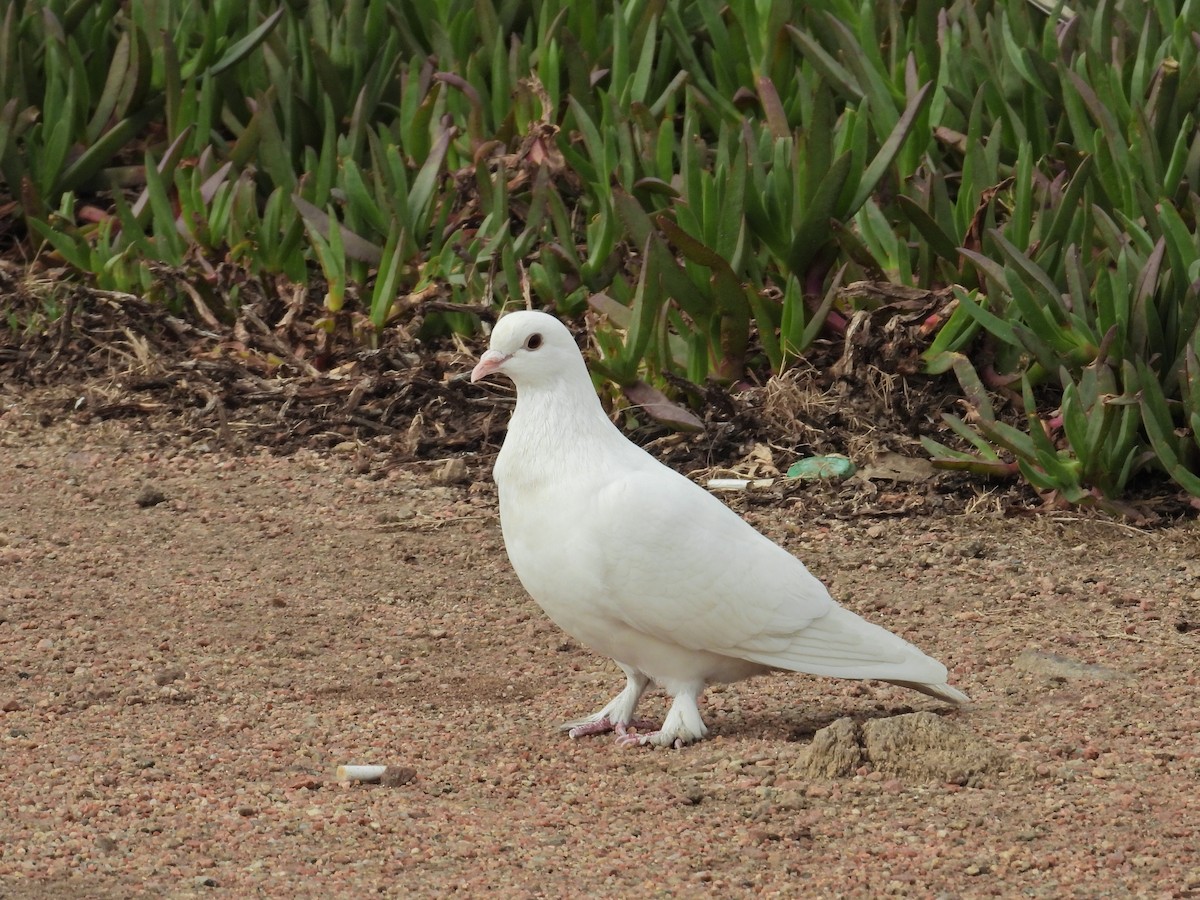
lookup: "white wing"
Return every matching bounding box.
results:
[583,465,949,684]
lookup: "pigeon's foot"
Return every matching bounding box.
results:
[613,682,709,749]
[559,665,651,739]
[566,716,661,740]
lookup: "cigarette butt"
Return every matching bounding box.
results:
[336,765,388,783]
[706,478,776,491]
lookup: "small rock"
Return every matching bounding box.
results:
[774,789,806,810]
[434,458,469,484]
[1,699,21,712]
[748,827,781,843]
[378,505,415,523]
[136,485,167,508]
[380,766,417,787]
[153,668,185,686]
[237,806,256,817]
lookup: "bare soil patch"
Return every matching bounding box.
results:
[3,287,1199,895]
[1,401,1198,897]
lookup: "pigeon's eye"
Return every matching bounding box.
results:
[524,332,543,351]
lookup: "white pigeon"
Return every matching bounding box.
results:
[471,310,969,748]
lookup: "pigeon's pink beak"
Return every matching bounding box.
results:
[471,349,510,383]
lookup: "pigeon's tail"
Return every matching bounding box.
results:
[885,679,971,706]
[731,604,970,702]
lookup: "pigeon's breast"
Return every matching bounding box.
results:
[498,488,766,681]
[496,476,622,641]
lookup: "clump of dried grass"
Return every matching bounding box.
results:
[755,361,838,443]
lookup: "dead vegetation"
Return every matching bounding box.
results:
[3,276,1191,521]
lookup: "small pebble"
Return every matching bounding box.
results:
[381,766,417,787]
[136,485,167,508]
[434,458,469,484]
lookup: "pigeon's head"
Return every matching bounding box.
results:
[470,310,583,387]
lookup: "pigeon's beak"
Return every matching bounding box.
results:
[471,349,510,383]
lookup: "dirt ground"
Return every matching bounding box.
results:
[1,399,1199,898]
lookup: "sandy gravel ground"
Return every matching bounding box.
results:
[1,412,1198,898]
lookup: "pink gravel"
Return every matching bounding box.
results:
[1,414,1198,897]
